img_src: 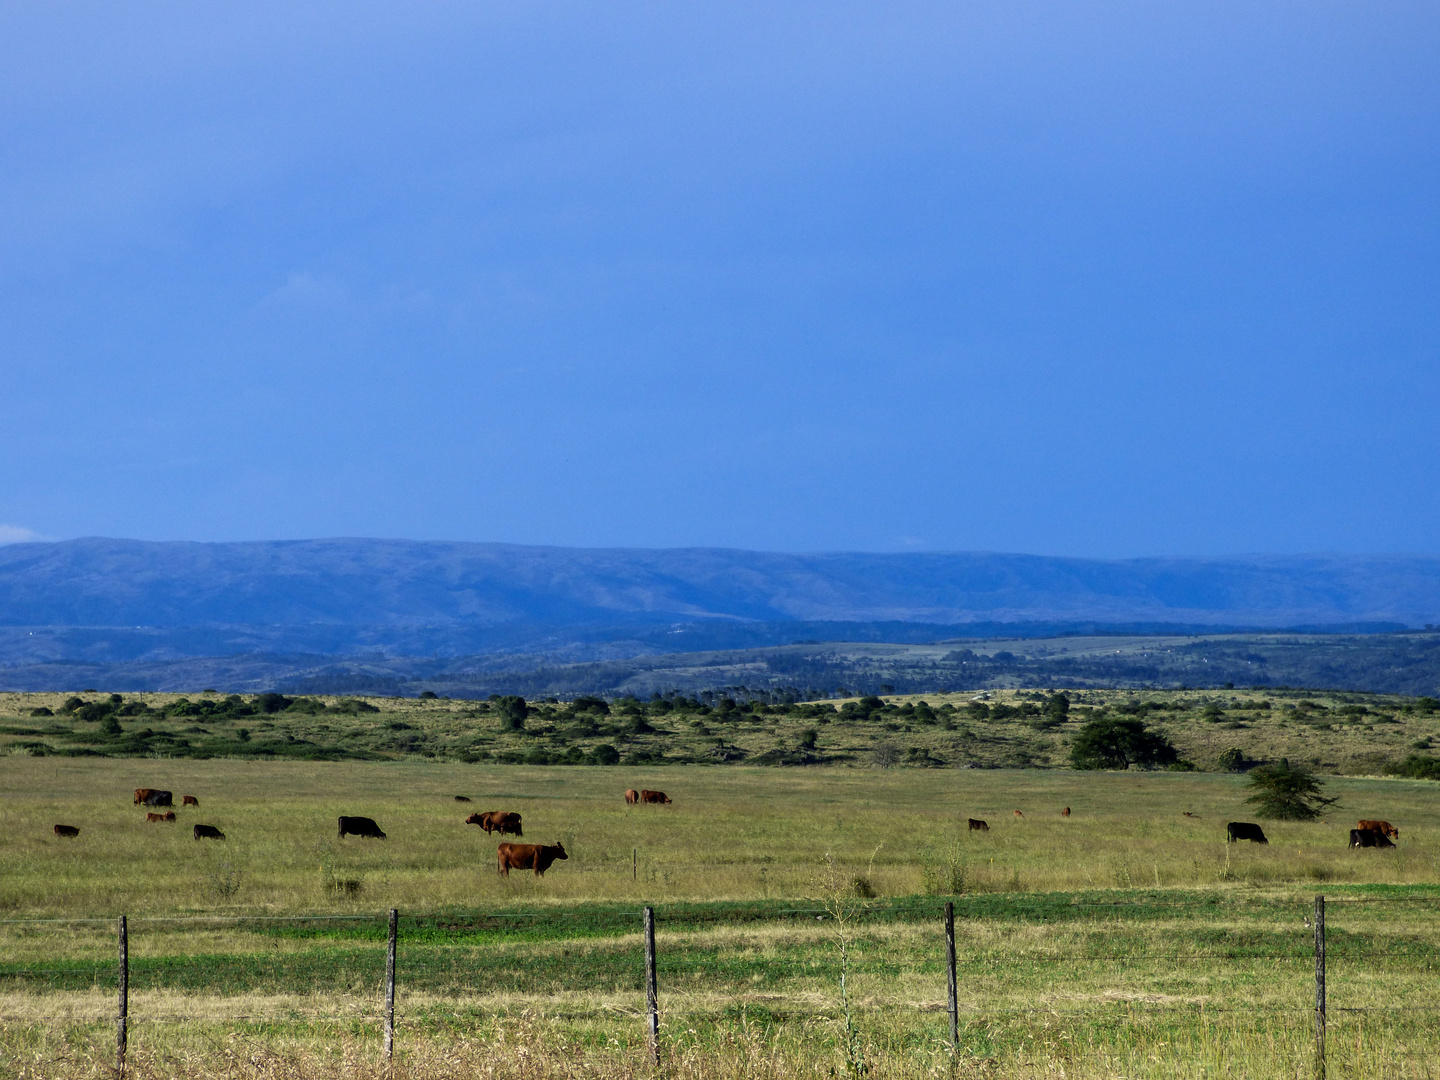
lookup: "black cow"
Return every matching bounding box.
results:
[53,824,80,838]
[454,795,472,802]
[1226,821,1268,844]
[1349,828,1395,849]
[193,824,226,840]
[338,815,386,839]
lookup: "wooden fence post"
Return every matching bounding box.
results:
[116,914,128,1076]
[384,908,398,1060]
[945,901,958,1052]
[1314,895,1326,1080]
[643,906,659,1065]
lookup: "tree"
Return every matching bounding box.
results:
[495,695,528,731]
[1245,759,1338,820]
[1070,717,1178,770]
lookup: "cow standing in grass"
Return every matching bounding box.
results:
[497,842,568,877]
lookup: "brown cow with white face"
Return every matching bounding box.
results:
[497,842,568,877]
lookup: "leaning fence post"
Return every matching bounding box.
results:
[116,914,128,1076]
[384,908,398,1060]
[643,906,659,1065]
[945,900,959,1052]
[1314,895,1326,1080]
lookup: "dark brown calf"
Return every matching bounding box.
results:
[182,795,199,807]
[967,818,989,831]
[53,824,79,838]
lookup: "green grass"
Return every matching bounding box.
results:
[3,757,1439,1077]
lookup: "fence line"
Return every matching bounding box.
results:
[2,893,1436,1077]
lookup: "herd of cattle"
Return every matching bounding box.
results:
[49,787,1404,874]
[965,808,1403,850]
[45,786,675,879]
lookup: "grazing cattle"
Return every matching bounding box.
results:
[1183,812,1197,818]
[497,842,568,877]
[1013,810,1024,819]
[1061,807,1071,817]
[625,789,639,805]
[1357,819,1399,840]
[967,818,989,831]
[193,824,226,840]
[454,795,472,802]
[182,795,199,807]
[134,788,173,807]
[466,811,523,836]
[1226,821,1268,844]
[1350,828,1395,849]
[53,824,79,838]
[338,815,386,839]
[639,790,671,804]
[145,811,175,823]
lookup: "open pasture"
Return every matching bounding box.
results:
[3,759,1440,1078]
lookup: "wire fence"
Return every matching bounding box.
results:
[3,893,1439,1076]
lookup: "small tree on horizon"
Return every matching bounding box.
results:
[1245,758,1338,820]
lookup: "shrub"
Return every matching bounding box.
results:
[1245,759,1338,820]
[1387,754,1440,780]
[495,696,528,731]
[1070,717,1179,770]
[1218,747,1248,772]
[589,744,621,766]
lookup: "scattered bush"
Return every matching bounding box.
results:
[1245,759,1338,820]
[1070,717,1179,770]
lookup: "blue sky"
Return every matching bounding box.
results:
[2,1,1436,556]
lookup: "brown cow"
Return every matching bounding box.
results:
[145,811,176,823]
[1357,819,1399,840]
[639,790,671,804]
[53,824,79,838]
[466,811,523,837]
[1061,807,1071,817]
[497,842,568,877]
[625,789,639,805]
[182,795,199,807]
[967,818,989,831]
[1013,810,1024,819]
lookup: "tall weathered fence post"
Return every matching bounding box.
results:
[1314,895,1326,1080]
[384,908,398,1060]
[643,906,659,1065]
[116,914,128,1076]
[945,900,959,1052]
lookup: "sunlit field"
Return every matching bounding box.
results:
[3,759,1439,1078]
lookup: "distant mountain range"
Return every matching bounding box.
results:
[1,538,1437,693]
[1,539,1437,655]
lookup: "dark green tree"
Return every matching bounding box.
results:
[1244,759,1338,820]
[590,744,621,765]
[495,696,528,731]
[1070,717,1179,770]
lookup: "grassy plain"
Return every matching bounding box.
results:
[3,684,1440,776]
[2,758,1440,1078]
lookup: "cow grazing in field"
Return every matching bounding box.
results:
[454,795,472,802]
[1061,807,1071,817]
[1357,819,1399,840]
[466,811,522,837]
[1013,810,1024,819]
[338,816,386,839]
[145,811,175,823]
[1350,828,1395,849]
[639,790,671,804]
[53,824,79,838]
[497,842,568,877]
[967,818,989,831]
[182,795,199,807]
[1183,812,1197,818]
[1226,822,1268,844]
[193,824,226,840]
[134,788,173,807]
[625,789,639,805]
